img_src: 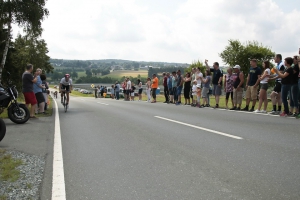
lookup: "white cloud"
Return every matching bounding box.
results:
[11,0,300,64]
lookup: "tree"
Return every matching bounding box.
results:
[85,69,92,76]
[0,0,49,82]
[185,60,206,75]
[220,40,275,76]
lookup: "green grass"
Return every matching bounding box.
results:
[103,70,148,79]
[70,90,94,97]
[136,94,274,112]
[0,94,53,119]
[0,149,23,182]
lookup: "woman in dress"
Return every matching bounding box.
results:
[183,72,192,105]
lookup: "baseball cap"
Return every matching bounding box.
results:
[233,65,240,69]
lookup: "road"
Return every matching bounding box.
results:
[56,95,300,200]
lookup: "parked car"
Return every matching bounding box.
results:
[81,89,92,94]
[106,87,124,98]
[73,88,81,91]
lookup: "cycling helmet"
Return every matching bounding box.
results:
[65,74,70,78]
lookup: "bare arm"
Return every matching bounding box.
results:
[254,75,261,87]
[237,73,244,88]
[245,74,250,87]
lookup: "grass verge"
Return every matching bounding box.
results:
[0,149,22,182]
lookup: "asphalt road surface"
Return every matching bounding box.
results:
[56,96,300,200]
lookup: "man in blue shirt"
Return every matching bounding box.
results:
[33,68,46,114]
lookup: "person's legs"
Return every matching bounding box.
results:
[251,86,258,109]
[291,84,299,114]
[237,89,243,109]
[257,88,264,111]
[281,84,290,114]
[232,89,237,108]
[225,92,229,108]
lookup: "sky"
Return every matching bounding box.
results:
[12,0,300,64]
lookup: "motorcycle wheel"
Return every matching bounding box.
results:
[8,104,30,124]
[0,118,6,142]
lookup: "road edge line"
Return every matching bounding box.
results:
[155,116,243,140]
[52,97,66,200]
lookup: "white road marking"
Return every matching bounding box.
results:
[52,99,66,200]
[155,116,243,140]
[97,102,109,105]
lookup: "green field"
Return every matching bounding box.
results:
[76,70,148,79]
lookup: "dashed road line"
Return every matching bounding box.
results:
[155,116,243,140]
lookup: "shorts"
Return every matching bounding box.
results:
[35,92,45,104]
[23,92,37,105]
[126,90,130,95]
[61,85,70,92]
[260,83,268,90]
[138,88,143,94]
[212,84,222,96]
[131,92,135,97]
[233,88,243,105]
[226,92,233,100]
[202,87,209,98]
[169,88,173,95]
[245,85,258,100]
[273,81,282,93]
[177,86,183,96]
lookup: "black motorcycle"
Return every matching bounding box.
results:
[0,73,30,124]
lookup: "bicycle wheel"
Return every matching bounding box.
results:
[64,94,67,112]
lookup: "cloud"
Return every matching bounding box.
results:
[11,0,300,63]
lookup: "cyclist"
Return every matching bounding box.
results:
[59,74,73,106]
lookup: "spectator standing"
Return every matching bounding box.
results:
[122,80,127,100]
[167,73,173,103]
[126,78,131,101]
[269,54,285,114]
[191,68,196,103]
[200,70,212,107]
[40,74,49,110]
[33,68,46,114]
[137,79,143,101]
[274,57,294,117]
[183,72,192,105]
[205,60,223,108]
[22,64,38,118]
[176,70,183,105]
[163,73,169,103]
[242,59,262,112]
[290,56,299,116]
[146,78,151,102]
[151,74,158,103]
[172,71,178,104]
[103,86,107,98]
[231,65,244,110]
[254,61,271,113]
[224,68,234,109]
[115,81,120,100]
[94,86,98,98]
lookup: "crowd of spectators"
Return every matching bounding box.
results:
[104,55,300,118]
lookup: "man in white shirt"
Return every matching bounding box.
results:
[195,67,203,85]
[126,78,131,101]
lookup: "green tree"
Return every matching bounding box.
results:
[72,71,78,79]
[185,60,206,75]
[0,0,49,82]
[220,40,275,76]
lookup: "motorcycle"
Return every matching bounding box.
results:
[0,118,6,142]
[0,72,30,124]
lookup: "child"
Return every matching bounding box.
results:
[191,80,197,107]
[131,85,136,101]
[111,84,115,99]
[196,84,202,107]
[103,87,107,98]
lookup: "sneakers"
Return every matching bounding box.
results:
[254,109,261,113]
[242,107,249,111]
[280,112,287,117]
[175,102,181,106]
[261,110,267,114]
[236,107,241,110]
[249,108,255,112]
[213,105,219,109]
[230,107,236,110]
[269,110,277,115]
